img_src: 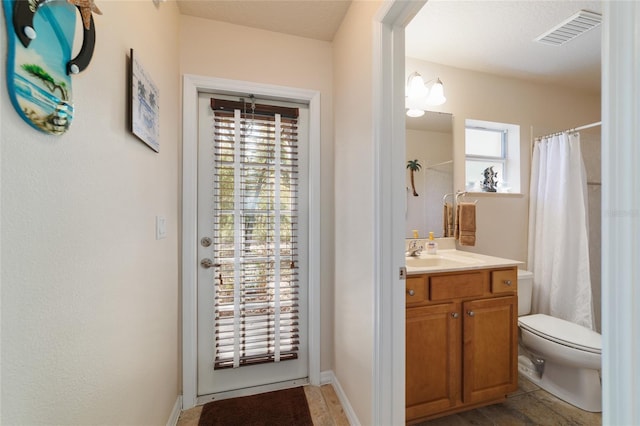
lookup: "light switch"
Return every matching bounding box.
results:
[156,215,167,240]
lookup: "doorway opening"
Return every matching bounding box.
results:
[181,75,321,409]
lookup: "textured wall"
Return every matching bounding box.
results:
[581,127,602,332]
[332,1,381,424]
[1,1,181,424]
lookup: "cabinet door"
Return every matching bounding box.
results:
[406,275,427,305]
[462,296,518,404]
[406,302,461,421]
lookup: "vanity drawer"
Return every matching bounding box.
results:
[406,275,427,304]
[491,269,517,294]
[430,272,484,301]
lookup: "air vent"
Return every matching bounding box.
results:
[534,10,602,46]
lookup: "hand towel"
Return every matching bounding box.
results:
[443,203,454,237]
[454,204,460,239]
[458,202,476,246]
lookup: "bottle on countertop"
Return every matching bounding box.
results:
[426,232,438,254]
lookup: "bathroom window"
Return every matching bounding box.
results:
[465,119,521,192]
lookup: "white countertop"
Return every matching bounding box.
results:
[405,249,523,275]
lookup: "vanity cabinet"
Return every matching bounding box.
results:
[406,267,518,423]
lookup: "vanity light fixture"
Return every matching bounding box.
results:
[405,72,447,117]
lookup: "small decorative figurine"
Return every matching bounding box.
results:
[481,166,498,192]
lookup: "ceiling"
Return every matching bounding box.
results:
[177,0,352,41]
[406,0,602,94]
[408,111,453,133]
[176,0,602,93]
[176,1,602,135]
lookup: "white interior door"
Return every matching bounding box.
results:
[196,93,309,401]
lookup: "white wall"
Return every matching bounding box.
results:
[581,127,602,332]
[179,16,336,372]
[406,58,601,264]
[333,1,382,424]
[1,2,181,424]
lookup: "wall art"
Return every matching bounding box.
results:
[2,0,100,135]
[129,49,159,152]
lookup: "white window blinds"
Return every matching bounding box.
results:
[211,98,300,370]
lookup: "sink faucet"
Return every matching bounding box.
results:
[407,240,423,257]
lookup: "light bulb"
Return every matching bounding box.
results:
[406,108,425,118]
[406,72,428,100]
[426,78,446,106]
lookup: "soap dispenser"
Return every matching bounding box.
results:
[426,232,438,255]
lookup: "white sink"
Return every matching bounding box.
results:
[404,249,522,274]
[405,253,483,269]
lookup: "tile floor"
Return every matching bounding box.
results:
[416,375,602,425]
[177,384,349,426]
[179,375,602,426]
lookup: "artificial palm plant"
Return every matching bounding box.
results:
[407,159,422,196]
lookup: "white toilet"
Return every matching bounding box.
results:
[517,270,602,412]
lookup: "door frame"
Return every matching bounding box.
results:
[181,74,321,409]
[375,1,633,424]
[372,2,426,424]
[601,3,640,424]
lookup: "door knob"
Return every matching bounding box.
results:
[467,310,475,317]
[407,289,415,296]
[200,258,219,269]
[451,312,459,319]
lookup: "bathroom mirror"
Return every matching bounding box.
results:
[405,111,453,238]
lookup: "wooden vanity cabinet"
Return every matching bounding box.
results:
[462,296,518,404]
[406,267,518,423]
[406,302,460,417]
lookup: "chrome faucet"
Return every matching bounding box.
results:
[406,240,423,257]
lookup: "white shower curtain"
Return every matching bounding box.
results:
[527,132,594,330]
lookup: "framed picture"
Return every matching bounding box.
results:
[129,49,159,152]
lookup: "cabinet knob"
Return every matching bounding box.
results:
[467,310,475,317]
[407,289,415,296]
[504,280,512,286]
[451,312,459,319]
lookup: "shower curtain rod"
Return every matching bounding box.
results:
[534,121,602,141]
[425,159,453,169]
[573,121,602,131]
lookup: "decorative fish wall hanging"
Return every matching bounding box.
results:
[2,0,101,135]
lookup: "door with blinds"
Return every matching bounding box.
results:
[196,93,309,399]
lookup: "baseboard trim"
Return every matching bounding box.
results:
[166,395,182,426]
[320,370,360,426]
[320,369,334,385]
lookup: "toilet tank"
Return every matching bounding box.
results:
[517,269,533,316]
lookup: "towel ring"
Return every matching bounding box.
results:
[455,191,467,204]
[455,191,478,205]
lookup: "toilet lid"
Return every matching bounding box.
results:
[519,314,601,354]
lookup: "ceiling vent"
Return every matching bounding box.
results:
[534,10,602,46]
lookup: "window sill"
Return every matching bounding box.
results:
[462,191,524,198]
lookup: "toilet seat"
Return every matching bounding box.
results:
[519,314,601,354]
